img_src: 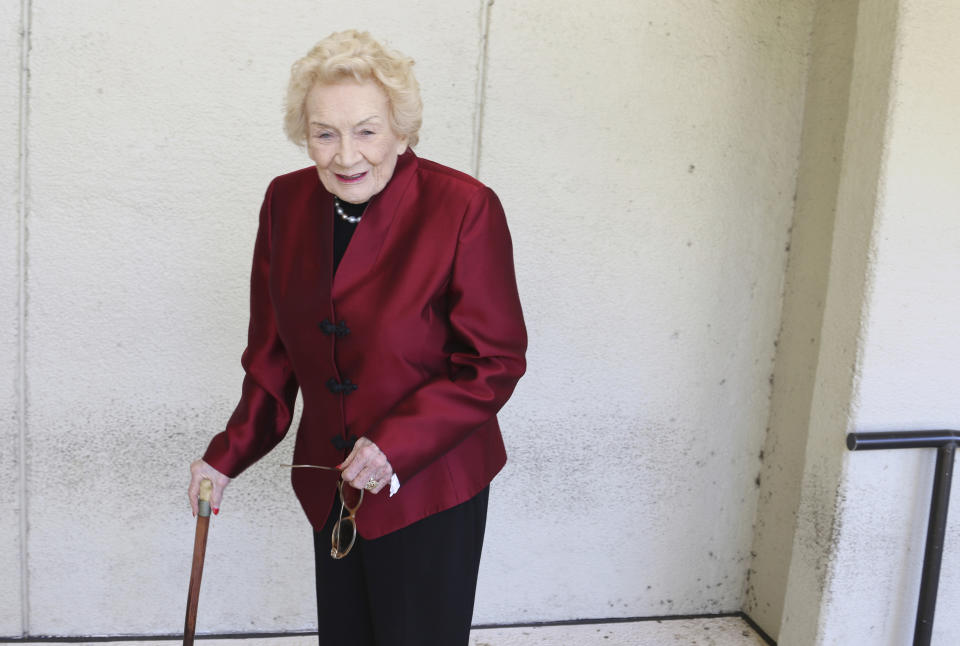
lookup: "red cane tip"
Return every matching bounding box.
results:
[213,507,220,515]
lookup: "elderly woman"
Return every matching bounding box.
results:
[187,30,526,645]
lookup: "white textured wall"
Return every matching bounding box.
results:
[1,1,24,637]
[4,0,818,637]
[777,1,900,642]
[477,0,813,624]
[770,1,960,644]
[816,0,960,643]
[745,0,859,635]
[20,0,485,635]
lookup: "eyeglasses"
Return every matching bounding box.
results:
[331,479,363,559]
[282,464,363,559]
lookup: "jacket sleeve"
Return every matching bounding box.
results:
[365,186,527,483]
[202,179,300,478]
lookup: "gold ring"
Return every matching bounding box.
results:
[365,478,379,491]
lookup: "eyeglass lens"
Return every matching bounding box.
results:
[330,482,363,559]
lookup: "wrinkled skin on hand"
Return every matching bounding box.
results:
[339,437,394,494]
[187,459,231,517]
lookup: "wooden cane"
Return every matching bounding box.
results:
[184,478,213,646]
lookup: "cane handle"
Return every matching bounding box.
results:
[197,479,213,517]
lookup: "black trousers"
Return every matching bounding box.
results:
[314,487,489,646]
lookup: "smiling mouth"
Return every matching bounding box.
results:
[335,171,368,184]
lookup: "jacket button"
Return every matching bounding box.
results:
[318,319,350,336]
[327,377,358,394]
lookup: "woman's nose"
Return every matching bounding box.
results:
[336,137,361,166]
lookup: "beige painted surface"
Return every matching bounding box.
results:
[744,0,859,635]
[5,0,820,636]
[21,0,960,641]
[20,0,484,636]
[0,0,24,637]
[478,0,814,624]
[746,1,960,644]
[815,0,960,643]
[777,1,900,644]
[12,616,768,645]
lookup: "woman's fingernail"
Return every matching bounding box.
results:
[213,508,220,515]
[335,463,343,469]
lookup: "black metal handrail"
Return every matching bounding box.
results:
[846,429,959,646]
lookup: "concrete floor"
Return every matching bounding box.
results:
[10,616,770,645]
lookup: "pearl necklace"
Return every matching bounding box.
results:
[334,197,364,224]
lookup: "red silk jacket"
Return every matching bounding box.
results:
[202,150,527,539]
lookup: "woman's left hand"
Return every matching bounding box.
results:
[339,437,394,495]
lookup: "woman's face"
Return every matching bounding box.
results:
[305,80,408,204]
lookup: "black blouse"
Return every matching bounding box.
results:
[332,199,367,275]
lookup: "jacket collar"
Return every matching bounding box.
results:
[330,148,418,298]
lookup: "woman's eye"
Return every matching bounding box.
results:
[359,129,376,136]
[314,132,333,140]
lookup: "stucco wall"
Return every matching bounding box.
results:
[816,0,960,643]
[776,1,900,642]
[3,0,819,637]
[19,0,485,635]
[1,1,24,637]
[766,1,960,644]
[745,0,860,634]
[477,0,814,623]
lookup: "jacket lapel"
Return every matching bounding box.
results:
[332,149,418,298]
[311,183,335,292]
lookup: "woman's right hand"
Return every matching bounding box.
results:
[188,459,231,517]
